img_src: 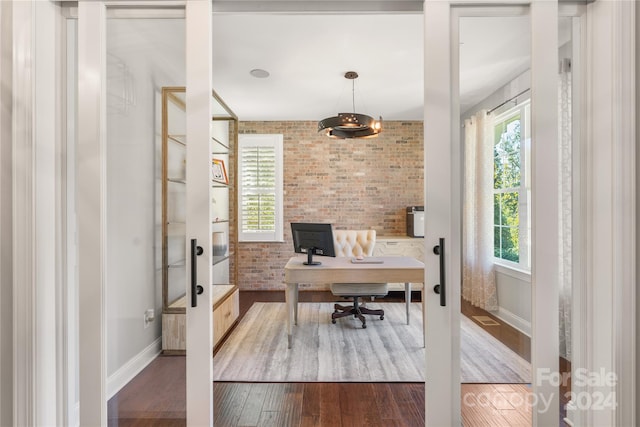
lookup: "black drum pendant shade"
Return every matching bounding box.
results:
[318,72,383,139]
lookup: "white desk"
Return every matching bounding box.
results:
[283,255,425,348]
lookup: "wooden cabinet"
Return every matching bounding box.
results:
[161,87,239,353]
[162,286,239,352]
[375,236,425,291]
[213,285,240,348]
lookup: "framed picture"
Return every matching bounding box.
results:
[212,158,228,185]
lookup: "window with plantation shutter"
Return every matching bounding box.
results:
[238,134,284,242]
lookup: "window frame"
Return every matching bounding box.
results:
[492,100,531,271]
[237,134,284,242]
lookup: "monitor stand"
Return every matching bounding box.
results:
[304,248,321,265]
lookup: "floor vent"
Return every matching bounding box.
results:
[472,315,500,326]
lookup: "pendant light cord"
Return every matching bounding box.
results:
[351,79,355,113]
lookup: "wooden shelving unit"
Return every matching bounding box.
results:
[161,87,239,354]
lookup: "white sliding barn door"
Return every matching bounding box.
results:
[185,1,215,425]
[423,1,560,425]
[76,1,213,425]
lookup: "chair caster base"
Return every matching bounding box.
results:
[331,299,385,329]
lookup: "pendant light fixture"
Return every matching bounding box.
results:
[318,71,383,139]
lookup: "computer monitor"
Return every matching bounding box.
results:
[291,223,336,265]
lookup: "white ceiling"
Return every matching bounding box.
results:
[212,14,425,121]
[107,12,537,122]
[212,14,531,121]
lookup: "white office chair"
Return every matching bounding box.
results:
[331,229,388,328]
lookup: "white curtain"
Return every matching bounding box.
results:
[558,58,572,361]
[462,110,498,311]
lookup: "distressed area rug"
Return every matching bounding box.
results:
[213,302,530,383]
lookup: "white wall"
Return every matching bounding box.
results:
[0,2,13,424]
[105,19,185,380]
[494,267,531,336]
[636,0,639,418]
[461,70,530,119]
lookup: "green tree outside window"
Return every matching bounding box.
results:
[493,115,521,263]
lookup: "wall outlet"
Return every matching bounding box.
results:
[144,308,155,328]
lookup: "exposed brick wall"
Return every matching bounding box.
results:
[237,120,423,290]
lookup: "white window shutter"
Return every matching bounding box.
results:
[238,134,283,242]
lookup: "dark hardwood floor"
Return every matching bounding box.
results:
[109,290,540,426]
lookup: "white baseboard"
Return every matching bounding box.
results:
[107,338,162,399]
[493,307,531,337]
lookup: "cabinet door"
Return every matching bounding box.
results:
[213,289,240,347]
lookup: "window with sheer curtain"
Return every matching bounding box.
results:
[462,110,498,310]
[462,101,531,310]
[238,134,283,242]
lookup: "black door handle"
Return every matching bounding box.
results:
[191,239,204,307]
[432,237,446,306]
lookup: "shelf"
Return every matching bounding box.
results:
[167,286,237,311]
[168,219,229,233]
[167,256,230,267]
[168,134,186,146]
[162,86,238,353]
[168,295,186,309]
[168,255,232,267]
[170,254,232,268]
[213,255,230,266]
[211,136,230,151]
